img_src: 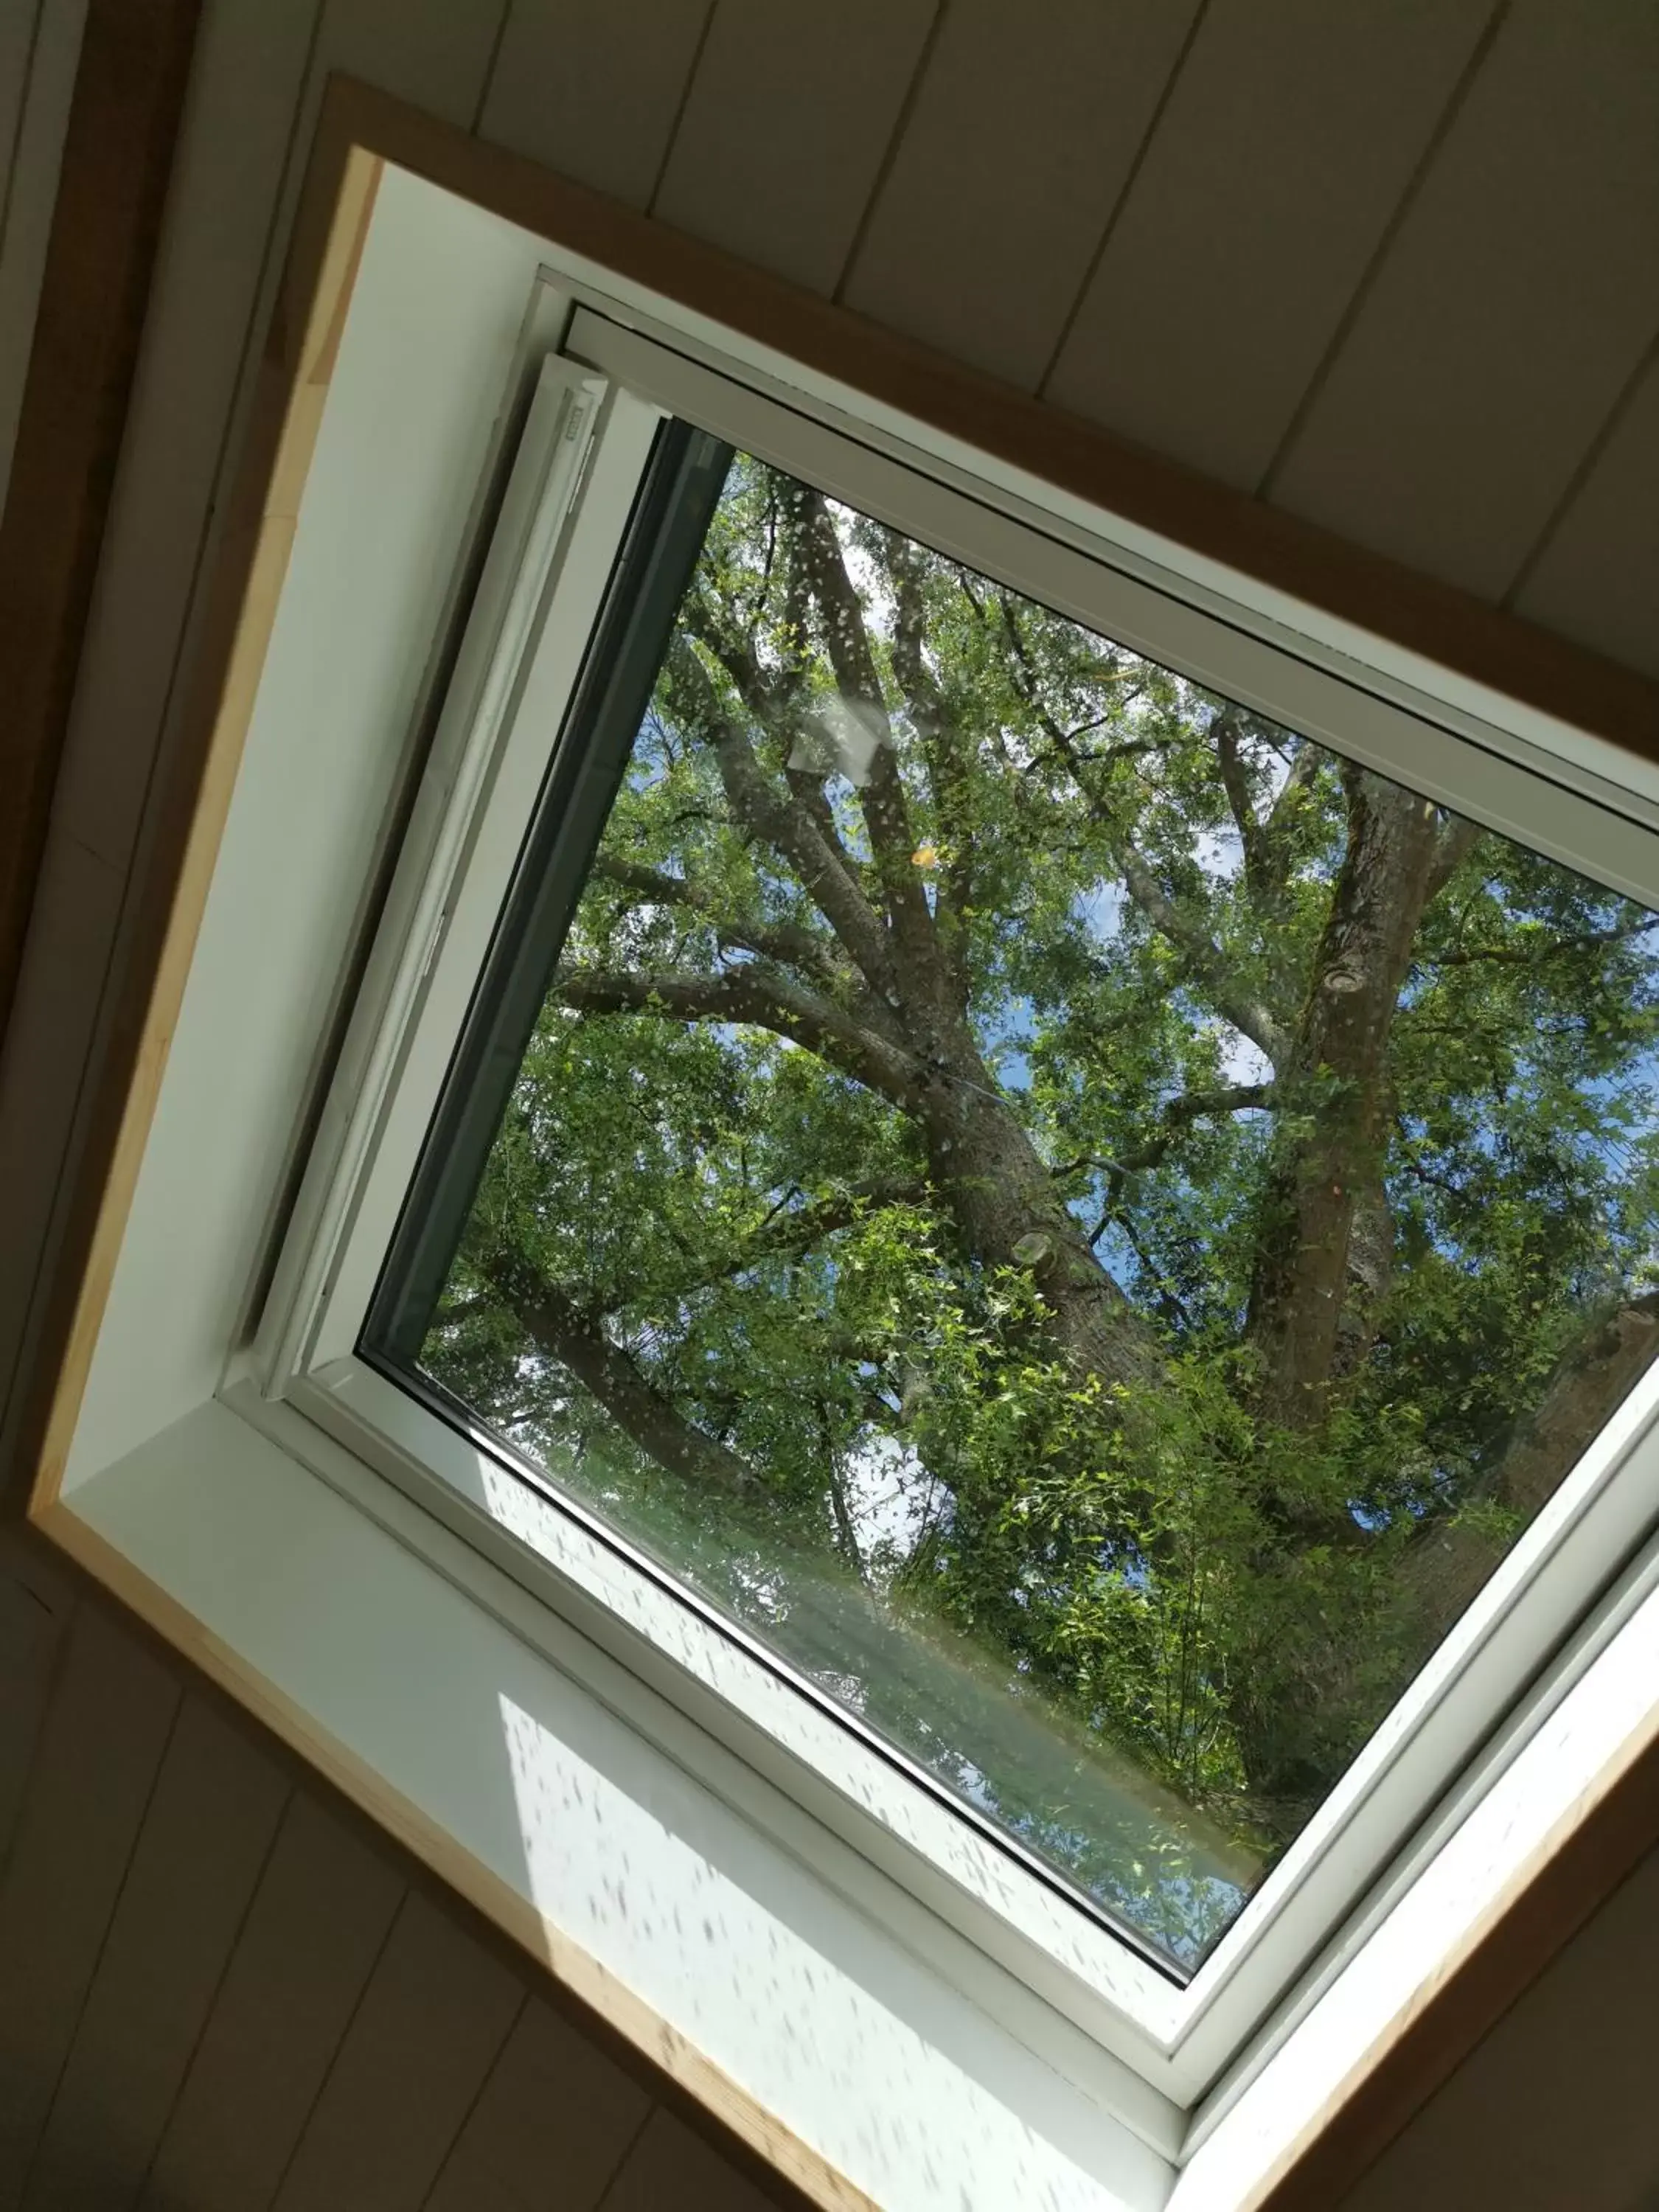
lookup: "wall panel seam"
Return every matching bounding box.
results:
[830,0,947,306]
[13,1677,186,2208]
[1254,0,1512,501]
[1500,323,1659,611]
[132,1780,300,2206]
[0,1583,74,1898]
[467,0,513,139]
[645,0,718,218]
[1034,0,1213,399]
[414,1987,532,2210]
[260,1884,413,2212]
[0,0,49,274]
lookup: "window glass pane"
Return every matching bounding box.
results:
[382,444,1659,1971]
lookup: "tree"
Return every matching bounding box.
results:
[423,454,1659,1965]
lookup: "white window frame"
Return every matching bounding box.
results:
[242,282,1659,2094]
[35,149,1659,2206]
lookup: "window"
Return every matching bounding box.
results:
[254,298,1659,2040]
[345,413,1659,1980]
[60,164,1659,2188]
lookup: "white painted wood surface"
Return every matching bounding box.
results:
[65,1401,1177,2212]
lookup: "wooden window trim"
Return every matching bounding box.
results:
[5,57,1658,2211]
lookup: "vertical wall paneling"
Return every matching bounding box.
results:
[839,0,1200,393]
[0,0,42,159]
[0,1604,178,2206]
[479,0,711,212]
[423,1999,653,2212]
[21,1696,291,2211]
[0,2,46,288]
[1267,0,1659,599]
[1511,347,1659,682]
[600,2110,782,2212]
[1337,1848,1659,2212]
[1045,0,1495,489]
[653,0,936,296]
[0,0,84,515]
[0,1543,68,1879]
[0,835,123,1442]
[142,1793,406,2212]
[302,0,507,126]
[270,1891,524,2212]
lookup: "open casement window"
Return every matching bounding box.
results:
[256,299,1659,2042]
[45,147,1659,2211]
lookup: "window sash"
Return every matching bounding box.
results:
[251,312,1659,2106]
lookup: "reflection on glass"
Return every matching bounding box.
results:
[412,450,1659,1969]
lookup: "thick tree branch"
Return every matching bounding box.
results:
[481,1256,761,1500]
[589,854,844,985]
[884,536,975,975]
[668,632,899,997]
[1113,838,1289,1065]
[556,963,925,1109]
[1246,766,1444,1426]
[1424,813,1483,902]
[1050,1084,1273,1183]
[1423,914,1658,971]
[1397,1295,1659,1647]
[787,490,943,983]
[619,1175,933,1312]
[1213,710,1267,888]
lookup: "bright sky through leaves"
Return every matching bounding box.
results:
[418,449,1659,1967]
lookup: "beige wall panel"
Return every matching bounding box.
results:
[306,0,505,116]
[0,1545,68,1879]
[0,832,122,1433]
[425,1997,652,2212]
[0,1604,178,2207]
[841,0,1199,393]
[1339,1845,1659,2212]
[0,0,82,517]
[1513,347,1659,681]
[1269,0,1659,599]
[271,1891,521,2212]
[21,1697,290,2211]
[1046,0,1492,489]
[480,0,709,211]
[602,2109,782,2212]
[653,0,935,296]
[0,1,45,231]
[140,1794,405,2212]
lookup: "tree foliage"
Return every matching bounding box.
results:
[422,454,1659,1964]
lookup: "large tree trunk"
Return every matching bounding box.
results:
[1246,770,1450,1430]
[1397,1294,1659,1646]
[910,1015,1164,1394]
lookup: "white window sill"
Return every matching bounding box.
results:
[44,1395,1178,2211]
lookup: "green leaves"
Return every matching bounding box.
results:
[416,447,1659,1966]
